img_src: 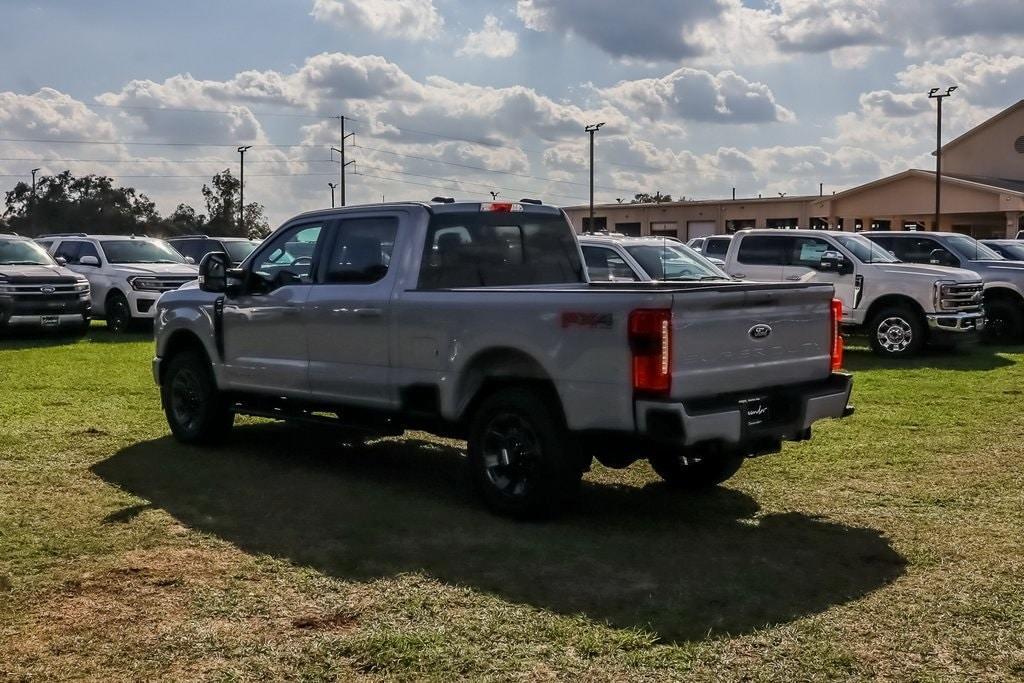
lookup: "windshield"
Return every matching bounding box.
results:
[0,238,56,266]
[625,243,728,281]
[833,234,900,263]
[987,242,1024,261]
[101,239,186,264]
[945,235,1003,261]
[223,240,260,263]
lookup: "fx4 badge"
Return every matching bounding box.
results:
[749,323,772,340]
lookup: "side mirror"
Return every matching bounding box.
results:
[184,256,196,265]
[818,250,845,272]
[79,255,99,267]
[55,256,68,266]
[198,251,229,293]
[929,249,957,267]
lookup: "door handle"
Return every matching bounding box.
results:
[733,273,746,279]
[785,274,803,281]
[354,307,383,318]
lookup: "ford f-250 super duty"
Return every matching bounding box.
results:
[152,200,852,518]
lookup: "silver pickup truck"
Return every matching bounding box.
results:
[152,200,852,518]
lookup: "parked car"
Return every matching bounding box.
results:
[36,233,198,332]
[153,200,852,518]
[864,231,1024,341]
[980,239,1024,262]
[721,229,985,357]
[580,234,730,282]
[167,234,260,267]
[0,233,91,334]
[687,235,732,261]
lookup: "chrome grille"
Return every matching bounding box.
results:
[130,276,195,292]
[939,283,983,313]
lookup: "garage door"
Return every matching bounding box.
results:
[686,221,716,240]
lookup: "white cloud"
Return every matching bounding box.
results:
[598,68,794,124]
[310,0,443,41]
[457,15,518,59]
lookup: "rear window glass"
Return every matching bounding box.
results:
[703,237,730,258]
[419,211,584,288]
[737,236,787,265]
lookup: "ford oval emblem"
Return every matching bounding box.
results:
[749,324,772,340]
[40,286,56,294]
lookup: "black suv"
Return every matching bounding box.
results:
[0,233,91,334]
[167,234,260,266]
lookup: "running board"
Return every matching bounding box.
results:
[232,401,404,437]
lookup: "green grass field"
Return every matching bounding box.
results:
[1,328,1022,681]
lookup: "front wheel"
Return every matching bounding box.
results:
[105,291,133,333]
[467,387,583,519]
[868,306,925,358]
[983,298,1024,344]
[649,446,745,489]
[162,350,234,444]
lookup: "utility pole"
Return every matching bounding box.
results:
[332,114,356,206]
[30,168,40,233]
[585,122,605,231]
[237,145,251,233]
[928,86,956,232]
[328,182,338,208]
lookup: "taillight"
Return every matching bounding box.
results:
[629,309,672,396]
[830,298,844,372]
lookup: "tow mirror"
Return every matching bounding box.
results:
[929,249,957,267]
[198,251,229,293]
[55,256,67,266]
[819,250,844,271]
[79,255,100,267]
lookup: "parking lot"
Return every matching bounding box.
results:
[1,327,1022,680]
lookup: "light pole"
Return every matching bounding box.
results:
[928,86,957,231]
[585,122,605,231]
[30,168,40,233]
[328,182,338,208]
[237,145,252,233]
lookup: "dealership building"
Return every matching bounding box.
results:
[563,100,1024,241]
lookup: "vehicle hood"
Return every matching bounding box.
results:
[868,262,980,282]
[0,263,83,281]
[110,263,199,276]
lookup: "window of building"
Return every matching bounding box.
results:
[615,222,641,236]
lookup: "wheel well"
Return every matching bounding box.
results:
[160,330,210,385]
[456,348,562,425]
[984,287,1024,307]
[105,288,127,304]
[863,295,925,326]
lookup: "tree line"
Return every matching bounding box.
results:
[1,169,270,239]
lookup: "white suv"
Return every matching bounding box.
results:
[36,233,198,332]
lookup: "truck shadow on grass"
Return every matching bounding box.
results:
[94,425,905,643]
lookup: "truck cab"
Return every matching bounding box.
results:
[722,229,985,357]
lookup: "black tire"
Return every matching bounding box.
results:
[983,298,1024,344]
[868,306,925,358]
[161,349,234,444]
[105,291,133,333]
[467,387,583,519]
[649,446,745,490]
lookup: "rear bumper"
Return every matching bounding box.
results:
[635,373,853,448]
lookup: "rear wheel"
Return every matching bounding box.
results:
[467,387,583,519]
[105,291,133,333]
[983,298,1024,343]
[868,306,925,358]
[162,350,234,444]
[649,445,745,489]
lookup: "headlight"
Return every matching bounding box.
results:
[75,280,90,293]
[128,276,161,291]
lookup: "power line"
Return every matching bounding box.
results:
[0,137,321,149]
[356,163,590,202]
[0,172,338,179]
[89,102,331,119]
[353,143,637,193]
[0,156,336,165]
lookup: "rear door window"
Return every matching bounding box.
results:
[737,235,789,265]
[703,237,730,258]
[320,217,398,284]
[419,211,584,288]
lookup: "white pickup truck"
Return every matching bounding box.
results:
[153,201,852,518]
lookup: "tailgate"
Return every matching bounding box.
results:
[670,283,834,400]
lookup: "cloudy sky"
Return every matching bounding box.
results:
[1,0,1022,225]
